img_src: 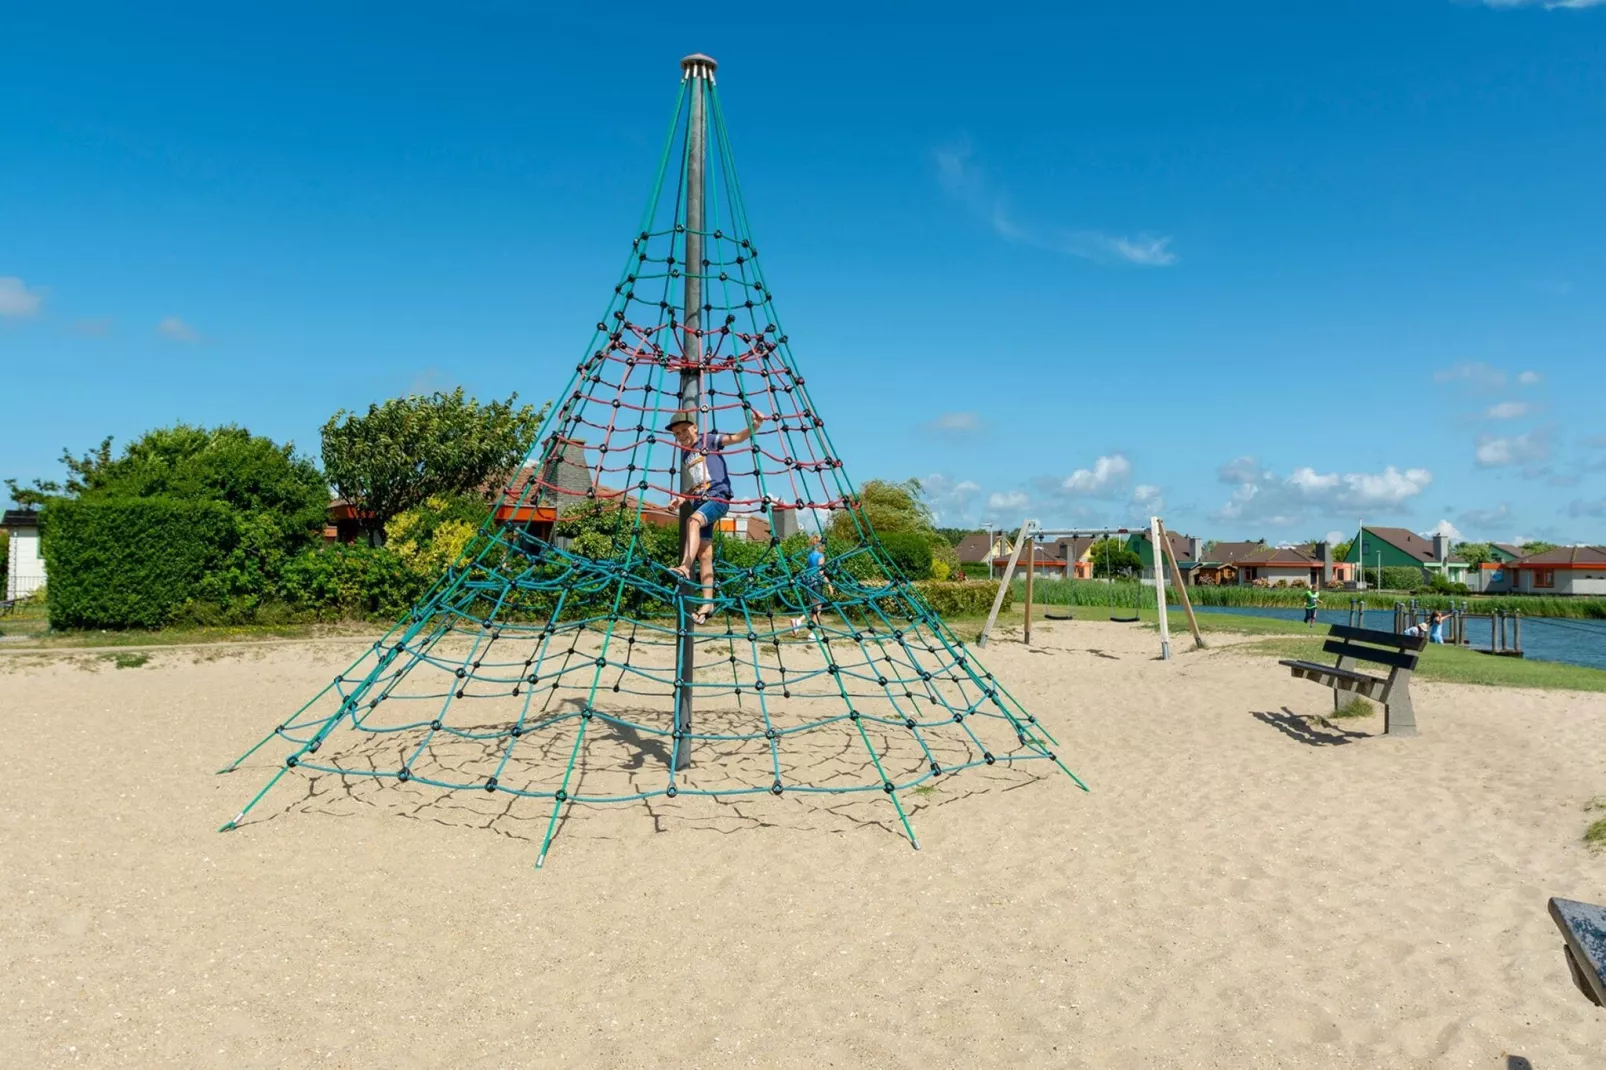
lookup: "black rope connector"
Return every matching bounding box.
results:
[984,752,996,765]
[930,762,942,776]
[510,725,522,737]
[455,667,466,678]
[904,718,916,729]
[771,781,783,796]
[883,781,895,794]
[666,785,678,799]
[430,720,442,731]
[765,727,777,740]
[1047,752,1057,761]
[848,710,859,721]
[555,789,567,802]
[484,777,498,791]
[397,768,411,783]
[953,712,964,723]
[286,755,299,768]
[582,708,593,720]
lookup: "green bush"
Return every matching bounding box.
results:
[914,580,1009,618]
[278,543,424,619]
[41,498,236,628]
[1379,566,1428,591]
[878,531,933,580]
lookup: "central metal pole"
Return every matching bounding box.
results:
[674,53,716,772]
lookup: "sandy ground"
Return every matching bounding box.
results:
[2,621,1604,1069]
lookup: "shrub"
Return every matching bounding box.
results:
[386,494,493,578]
[1379,566,1427,591]
[279,543,424,618]
[913,579,1009,618]
[41,498,236,628]
[878,531,933,580]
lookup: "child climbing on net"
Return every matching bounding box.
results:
[667,406,768,624]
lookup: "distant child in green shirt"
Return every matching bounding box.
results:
[1304,585,1321,628]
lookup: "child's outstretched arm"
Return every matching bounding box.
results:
[722,409,768,446]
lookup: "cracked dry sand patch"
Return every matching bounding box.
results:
[2,622,1604,1068]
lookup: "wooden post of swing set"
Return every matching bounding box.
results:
[1155,518,1205,651]
[1023,536,1035,646]
[1149,515,1173,660]
[977,517,1036,648]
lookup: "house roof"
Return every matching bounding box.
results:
[2,509,40,528]
[1491,542,1524,559]
[1201,540,1264,565]
[1051,536,1097,562]
[955,532,1001,563]
[1511,545,1606,568]
[1362,526,1467,564]
[1236,545,1320,568]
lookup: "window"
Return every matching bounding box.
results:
[1534,569,1555,589]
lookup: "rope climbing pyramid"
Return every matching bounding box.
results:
[219,55,1085,865]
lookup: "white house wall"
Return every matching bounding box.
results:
[1559,573,1606,596]
[6,529,46,600]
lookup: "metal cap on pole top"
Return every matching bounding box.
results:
[680,53,718,81]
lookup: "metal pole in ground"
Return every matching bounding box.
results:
[673,53,716,772]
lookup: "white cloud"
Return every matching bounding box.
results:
[925,411,982,434]
[986,490,1029,512]
[1213,456,1433,526]
[1568,498,1606,518]
[1424,519,1464,540]
[1060,453,1133,496]
[1129,483,1164,519]
[157,315,199,342]
[1433,361,1507,389]
[1458,502,1511,529]
[919,473,983,525]
[1516,370,1542,385]
[1324,530,1346,545]
[1474,429,1549,468]
[0,276,44,318]
[1484,401,1531,419]
[1480,0,1606,9]
[934,142,1178,267]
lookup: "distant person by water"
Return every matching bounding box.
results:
[1429,610,1447,645]
[1304,585,1321,628]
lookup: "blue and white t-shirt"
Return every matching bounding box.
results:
[680,432,731,501]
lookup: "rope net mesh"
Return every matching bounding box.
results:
[221,64,1084,863]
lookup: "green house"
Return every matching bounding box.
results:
[1343,526,1470,583]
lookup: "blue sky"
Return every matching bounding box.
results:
[3,0,1605,546]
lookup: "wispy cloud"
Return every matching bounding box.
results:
[1213,457,1432,525]
[987,490,1029,512]
[73,317,112,337]
[1433,361,1508,390]
[1474,428,1550,468]
[924,411,983,435]
[1483,401,1532,420]
[1458,502,1511,529]
[1059,453,1134,497]
[1568,498,1606,518]
[0,276,44,318]
[934,143,1178,267]
[1516,370,1542,385]
[157,315,199,342]
[919,473,982,526]
[1478,0,1606,9]
[1424,519,1464,540]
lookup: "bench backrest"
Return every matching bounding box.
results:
[1322,623,1424,671]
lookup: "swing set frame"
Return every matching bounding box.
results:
[975,516,1204,660]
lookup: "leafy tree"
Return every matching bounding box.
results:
[1089,536,1141,578]
[1453,541,1495,567]
[933,527,974,548]
[1520,540,1558,556]
[321,388,547,542]
[831,478,935,542]
[1330,539,1353,561]
[385,494,493,579]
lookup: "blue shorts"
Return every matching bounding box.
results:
[690,499,729,528]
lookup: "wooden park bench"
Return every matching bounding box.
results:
[1279,624,1427,737]
[1548,897,1606,1007]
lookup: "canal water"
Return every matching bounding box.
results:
[1190,604,1606,672]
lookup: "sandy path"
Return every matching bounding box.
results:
[2,622,1603,1068]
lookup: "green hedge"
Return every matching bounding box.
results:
[1379,566,1428,591]
[41,498,237,628]
[913,579,1009,618]
[279,543,424,619]
[878,531,933,580]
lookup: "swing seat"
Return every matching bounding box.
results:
[1045,610,1072,621]
[1109,612,1139,624]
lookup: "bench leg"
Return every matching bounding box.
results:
[1332,655,1354,714]
[1384,668,1416,736]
